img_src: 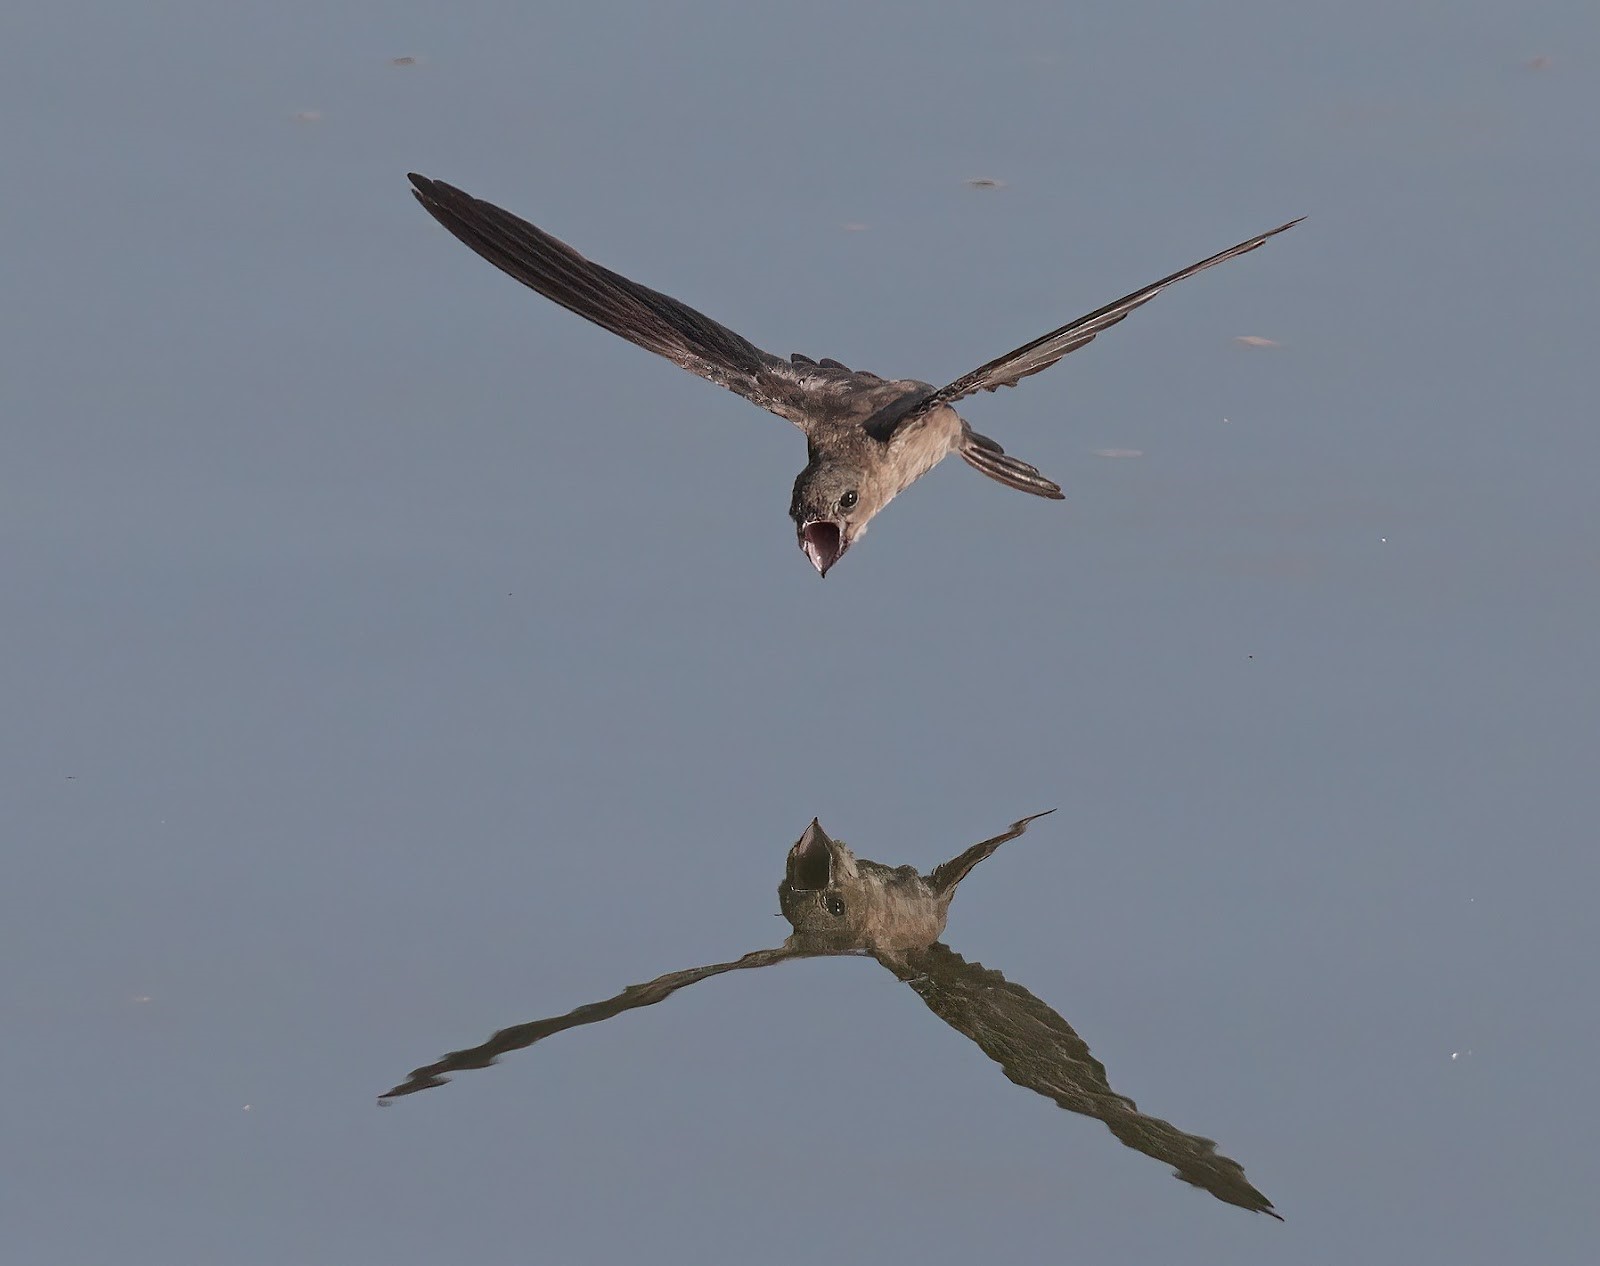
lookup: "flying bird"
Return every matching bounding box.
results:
[407,174,1301,575]
[379,811,1280,1220]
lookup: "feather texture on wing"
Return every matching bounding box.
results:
[883,943,1282,1219]
[408,175,910,429]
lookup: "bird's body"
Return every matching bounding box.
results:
[778,821,950,952]
[776,814,1036,954]
[407,174,1300,575]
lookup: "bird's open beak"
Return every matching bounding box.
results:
[786,819,836,890]
[800,521,846,577]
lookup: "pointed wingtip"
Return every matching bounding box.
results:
[407,172,440,211]
[408,173,466,207]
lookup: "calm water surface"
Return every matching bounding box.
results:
[6,2,1597,1262]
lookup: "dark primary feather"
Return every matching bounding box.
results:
[408,174,881,428]
[884,943,1282,1219]
[915,218,1304,417]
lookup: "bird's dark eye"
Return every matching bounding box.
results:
[838,490,858,511]
[825,895,846,918]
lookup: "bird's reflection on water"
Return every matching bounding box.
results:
[381,812,1280,1220]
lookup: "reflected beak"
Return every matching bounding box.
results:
[801,521,846,577]
[787,819,836,890]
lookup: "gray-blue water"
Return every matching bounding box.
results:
[6,2,1596,1261]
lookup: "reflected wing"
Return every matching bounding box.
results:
[890,219,1302,431]
[380,946,807,1101]
[926,809,1055,897]
[408,175,892,428]
[883,943,1280,1219]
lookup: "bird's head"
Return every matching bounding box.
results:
[779,819,947,952]
[790,461,879,577]
[779,820,860,943]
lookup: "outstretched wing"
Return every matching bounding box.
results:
[926,809,1056,896]
[916,219,1302,416]
[379,946,806,1101]
[882,943,1281,1219]
[408,175,893,428]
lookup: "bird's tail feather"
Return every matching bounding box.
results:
[959,429,1065,500]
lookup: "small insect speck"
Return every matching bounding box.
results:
[391,55,420,66]
[964,178,1006,190]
